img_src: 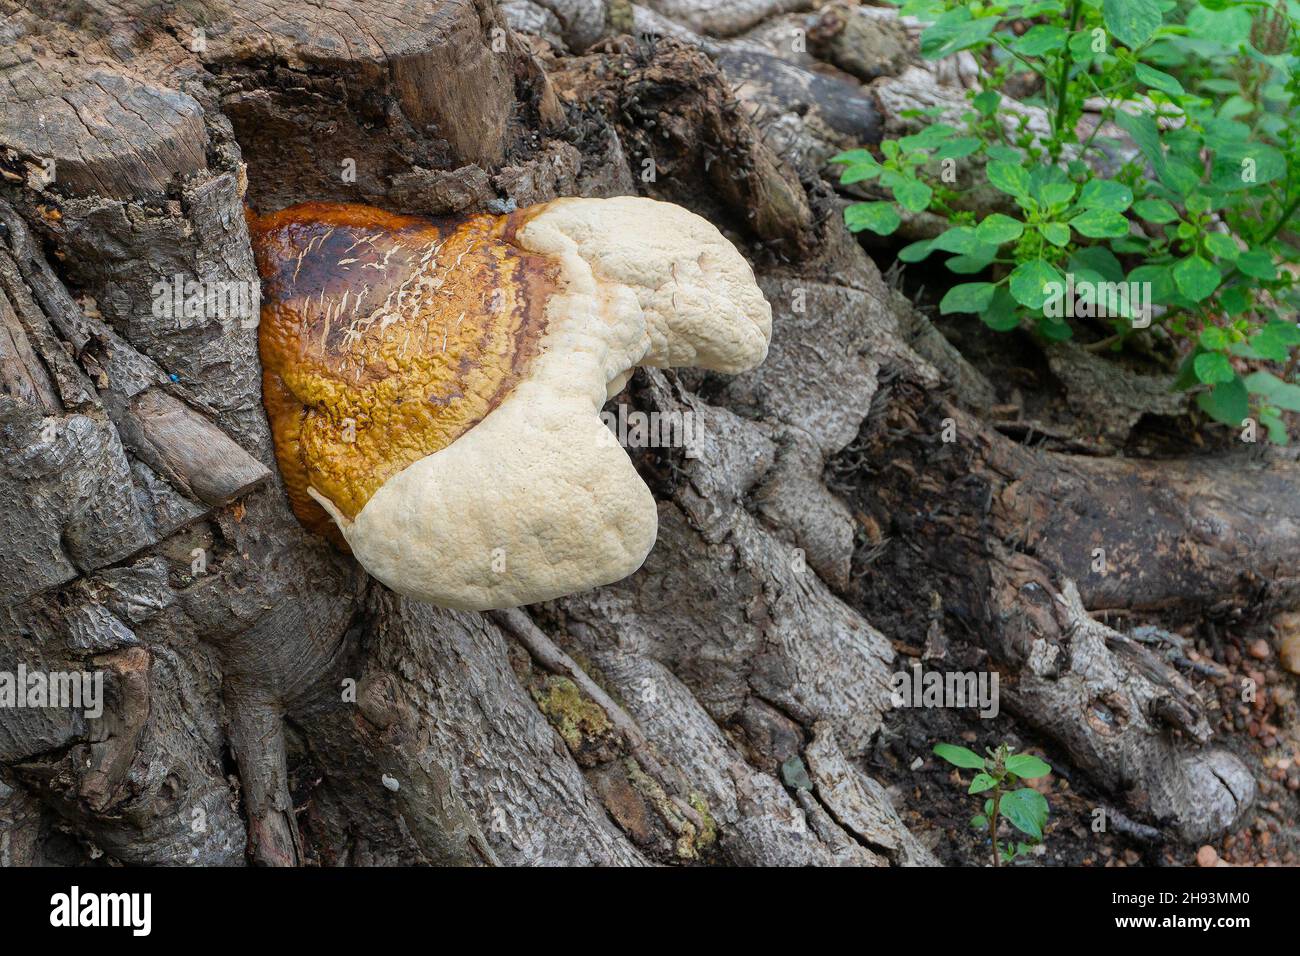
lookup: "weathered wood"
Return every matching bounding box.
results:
[641,0,809,37]
[0,403,156,605]
[120,388,269,507]
[550,38,816,255]
[0,286,59,413]
[200,0,525,210]
[807,2,913,82]
[0,60,208,201]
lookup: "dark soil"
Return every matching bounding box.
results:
[839,247,1300,867]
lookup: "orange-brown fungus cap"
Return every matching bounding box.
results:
[251,201,554,547]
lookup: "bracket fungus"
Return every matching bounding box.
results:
[252,197,771,610]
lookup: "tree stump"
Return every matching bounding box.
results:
[0,0,1292,867]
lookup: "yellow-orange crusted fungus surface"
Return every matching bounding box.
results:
[252,202,554,546]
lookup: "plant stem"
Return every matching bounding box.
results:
[1214,192,1300,291]
[1262,193,1300,245]
[1052,0,1083,153]
[990,787,1002,867]
[1082,332,1123,352]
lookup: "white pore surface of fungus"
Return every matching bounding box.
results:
[313,197,772,609]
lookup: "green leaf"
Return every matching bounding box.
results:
[1010,260,1064,310]
[1245,371,1300,412]
[1039,316,1073,341]
[1161,159,1203,197]
[934,743,986,769]
[1110,237,1148,254]
[829,149,875,166]
[1039,182,1077,207]
[986,161,1032,199]
[921,13,999,60]
[1173,348,1202,392]
[1211,143,1286,190]
[1260,408,1290,445]
[940,282,997,315]
[1197,375,1249,426]
[946,249,999,274]
[1040,222,1071,247]
[1198,327,1229,351]
[1194,351,1235,385]
[1205,233,1240,261]
[1236,249,1278,280]
[898,239,935,263]
[844,202,901,236]
[839,162,883,185]
[975,213,1025,246]
[898,124,957,151]
[1005,754,1052,779]
[970,814,989,829]
[972,90,1001,116]
[986,145,1022,165]
[1078,180,1134,212]
[1115,111,1166,180]
[1202,118,1251,149]
[1069,209,1130,238]
[1014,24,1066,56]
[1069,29,1101,60]
[882,171,933,212]
[1103,0,1162,50]
[1128,264,1175,303]
[935,137,982,159]
[1069,246,1124,283]
[982,288,1021,331]
[999,788,1050,841]
[1173,255,1221,302]
[931,226,982,255]
[1199,78,1241,95]
[1249,321,1300,362]
[968,773,997,794]
[1135,62,1184,96]
[1132,198,1179,223]
[1221,285,1251,316]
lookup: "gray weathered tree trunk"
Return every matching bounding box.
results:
[0,0,1289,866]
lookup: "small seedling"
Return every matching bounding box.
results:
[934,741,1052,866]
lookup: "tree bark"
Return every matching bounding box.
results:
[0,0,1291,866]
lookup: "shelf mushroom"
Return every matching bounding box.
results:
[251,196,771,610]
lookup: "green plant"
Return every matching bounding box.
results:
[934,741,1052,865]
[831,0,1300,440]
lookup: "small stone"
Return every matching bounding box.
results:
[1196,845,1218,867]
[1280,634,1300,675]
[381,773,400,792]
[1248,639,1271,660]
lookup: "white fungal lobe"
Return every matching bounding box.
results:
[327,197,772,609]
